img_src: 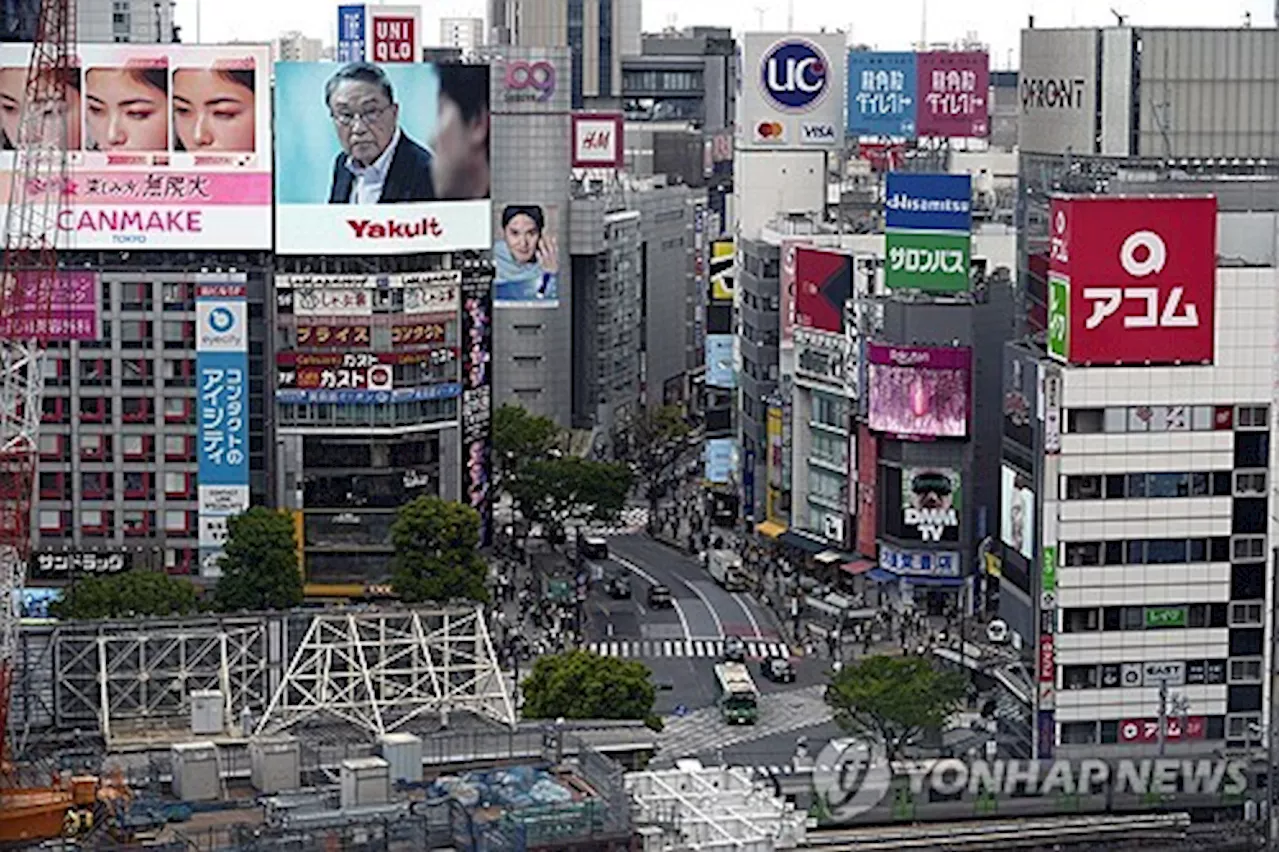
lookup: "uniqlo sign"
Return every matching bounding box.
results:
[1047,195,1217,366]
[369,9,417,62]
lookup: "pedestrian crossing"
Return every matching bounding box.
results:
[585,638,789,659]
[589,506,651,536]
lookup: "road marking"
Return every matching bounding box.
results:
[675,574,725,638]
[730,592,764,638]
[612,554,694,643]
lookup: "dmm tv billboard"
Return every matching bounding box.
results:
[794,247,853,334]
[274,61,491,254]
[1047,195,1217,366]
[740,33,847,149]
[867,343,971,439]
[0,44,272,249]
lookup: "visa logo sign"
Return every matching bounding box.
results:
[760,39,828,111]
[801,122,836,143]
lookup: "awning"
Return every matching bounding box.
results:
[755,520,787,540]
[840,559,875,576]
[778,530,827,554]
[867,568,964,587]
[814,550,845,565]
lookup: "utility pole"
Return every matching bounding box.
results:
[1156,678,1190,756]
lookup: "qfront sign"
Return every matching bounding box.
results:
[740,33,846,151]
[1047,196,1217,366]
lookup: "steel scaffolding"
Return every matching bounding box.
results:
[255,607,514,738]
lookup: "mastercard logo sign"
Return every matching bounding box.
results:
[755,120,785,142]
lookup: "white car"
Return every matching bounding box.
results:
[986,619,1010,644]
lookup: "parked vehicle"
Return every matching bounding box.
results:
[647,584,674,608]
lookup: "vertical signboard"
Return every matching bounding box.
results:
[1047,195,1217,366]
[779,237,811,346]
[367,5,421,63]
[846,51,917,137]
[337,5,367,62]
[461,263,494,546]
[856,424,878,558]
[915,51,989,138]
[709,239,735,302]
[196,277,250,578]
[765,404,785,525]
[1018,29,1098,156]
[571,112,624,168]
[740,33,847,149]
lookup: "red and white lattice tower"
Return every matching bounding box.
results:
[0,0,73,765]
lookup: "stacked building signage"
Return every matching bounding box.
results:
[884,172,973,294]
[461,262,495,546]
[703,237,737,503]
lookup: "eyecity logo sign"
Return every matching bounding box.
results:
[1047,195,1217,366]
[760,39,830,112]
[813,739,1252,822]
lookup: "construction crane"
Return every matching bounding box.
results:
[0,0,74,773]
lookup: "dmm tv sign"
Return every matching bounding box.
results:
[1047,195,1217,367]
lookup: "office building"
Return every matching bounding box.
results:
[78,0,175,42]
[441,16,484,52]
[273,30,325,62]
[623,27,736,130]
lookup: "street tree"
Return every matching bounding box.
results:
[824,654,967,762]
[522,649,658,727]
[614,405,692,527]
[49,569,201,621]
[390,496,489,603]
[492,403,563,495]
[214,507,304,611]
[507,457,633,541]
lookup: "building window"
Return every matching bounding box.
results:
[1229,659,1262,683]
[164,509,190,534]
[162,320,194,350]
[1230,602,1263,626]
[1066,408,1103,433]
[122,357,151,386]
[1234,471,1267,496]
[79,434,111,461]
[1062,665,1098,690]
[164,471,190,498]
[1064,475,1102,499]
[1060,722,1097,745]
[162,281,193,309]
[120,282,151,310]
[39,510,66,534]
[164,434,191,461]
[1235,405,1268,429]
[1232,535,1265,562]
[1062,608,1099,633]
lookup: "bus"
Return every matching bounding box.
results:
[714,662,760,725]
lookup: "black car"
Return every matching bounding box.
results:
[605,576,631,599]
[761,656,796,683]
[647,584,673,608]
[723,636,746,662]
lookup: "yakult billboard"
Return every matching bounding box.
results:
[1047,196,1217,366]
[0,44,272,249]
[274,61,491,255]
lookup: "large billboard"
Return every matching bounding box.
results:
[274,61,491,255]
[196,276,250,578]
[794,247,852,334]
[1018,29,1098,155]
[709,239,734,302]
[571,112,624,168]
[1047,195,1217,366]
[0,270,100,341]
[884,230,971,293]
[901,467,961,543]
[867,343,971,439]
[915,51,989,138]
[1001,465,1035,560]
[0,44,272,249]
[884,173,972,232]
[493,203,560,307]
[367,5,421,64]
[846,51,917,137]
[740,33,847,150]
[461,263,494,545]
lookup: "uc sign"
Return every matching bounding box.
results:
[761,39,829,112]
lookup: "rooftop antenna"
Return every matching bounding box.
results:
[753,6,765,29]
[787,0,794,31]
[1110,7,1127,25]
[919,0,927,48]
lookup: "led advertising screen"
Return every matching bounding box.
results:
[0,270,100,341]
[866,343,971,439]
[704,438,734,484]
[493,203,560,307]
[0,44,272,249]
[794,247,853,334]
[1047,195,1217,366]
[710,239,734,302]
[461,263,494,545]
[274,61,490,255]
[846,51,917,137]
[740,33,847,149]
[705,334,735,389]
[915,51,989,138]
[1001,464,1035,560]
[901,467,961,543]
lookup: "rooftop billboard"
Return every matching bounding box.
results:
[740,33,847,150]
[0,44,272,249]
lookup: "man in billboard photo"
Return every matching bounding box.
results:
[494,205,558,303]
[85,65,168,151]
[907,470,955,513]
[430,64,490,200]
[172,63,256,151]
[326,62,435,204]
[0,65,81,150]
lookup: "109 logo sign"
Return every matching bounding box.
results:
[760,39,829,111]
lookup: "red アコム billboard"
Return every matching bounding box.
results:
[1049,195,1217,366]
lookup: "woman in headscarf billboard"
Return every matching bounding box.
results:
[493,203,559,307]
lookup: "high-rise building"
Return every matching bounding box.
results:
[273,30,325,62]
[0,0,37,41]
[500,0,641,108]
[78,0,176,43]
[440,16,484,52]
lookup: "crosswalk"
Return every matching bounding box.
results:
[589,506,651,536]
[585,638,790,659]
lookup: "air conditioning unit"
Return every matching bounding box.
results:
[823,515,844,543]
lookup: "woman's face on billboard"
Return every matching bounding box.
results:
[173,69,254,151]
[503,213,540,264]
[86,68,167,151]
[0,66,82,150]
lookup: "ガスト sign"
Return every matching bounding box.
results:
[1047,196,1217,366]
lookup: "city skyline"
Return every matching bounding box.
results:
[175,0,1276,68]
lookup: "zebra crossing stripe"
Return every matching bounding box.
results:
[587,639,793,659]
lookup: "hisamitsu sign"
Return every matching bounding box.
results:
[885,173,973,232]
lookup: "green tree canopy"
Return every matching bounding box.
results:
[390,496,489,603]
[522,650,656,722]
[615,405,693,518]
[507,457,633,540]
[49,569,200,621]
[492,403,563,494]
[824,655,968,762]
[214,507,304,612]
